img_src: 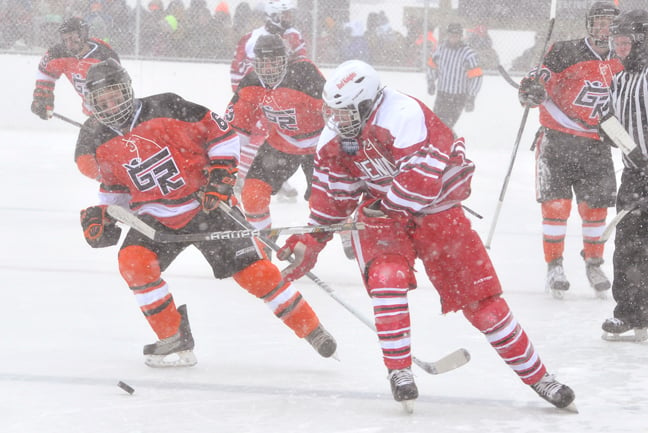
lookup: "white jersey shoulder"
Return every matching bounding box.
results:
[373,88,428,150]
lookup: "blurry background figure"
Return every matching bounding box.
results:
[466,24,499,70]
[427,22,483,130]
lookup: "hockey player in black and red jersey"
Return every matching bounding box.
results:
[230,0,306,201]
[75,58,336,367]
[276,59,576,412]
[601,9,648,342]
[31,16,120,181]
[518,1,623,299]
[226,34,325,235]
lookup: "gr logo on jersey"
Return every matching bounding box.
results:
[574,80,610,119]
[123,147,186,195]
[261,105,298,131]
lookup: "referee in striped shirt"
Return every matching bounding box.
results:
[427,22,483,129]
[603,9,648,336]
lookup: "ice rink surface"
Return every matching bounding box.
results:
[1,54,646,433]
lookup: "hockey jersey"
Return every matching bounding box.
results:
[229,26,306,92]
[532,38,623,139]
[307,87,475,226]
[225,60,325,156]
[36,39,120,115]
[75,93,239,229]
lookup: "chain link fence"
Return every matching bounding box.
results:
[1,0,644,74]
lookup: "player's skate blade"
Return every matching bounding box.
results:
[145,350,198,368]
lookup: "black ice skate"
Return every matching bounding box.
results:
[143,304,197,367]
[601,317,648,342]
[305,324,338,358]
[530,373,577,412]
[388,367,418,413]
[546,258,570,299]
[582,253,611,297]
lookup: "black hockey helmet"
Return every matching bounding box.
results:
[85,59,134,128]
[586,2,620,47]
[253,34,288,88]
[610,9,648,71]
[58,17,90,40]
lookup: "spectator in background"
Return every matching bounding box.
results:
[466,24,499,70]
[212,2,234,60]
[140,0,171,56]
[1,0,35,49]
[184,0,216,58]
[427,22,483,129]
[340,20,369,62]
[231,2,263,44]
[365,10,407,66]
[103,0,134,54]
[165,0,186,57]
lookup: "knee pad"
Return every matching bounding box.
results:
[364,254,416,294]
[241,178,273,214]
[462,295,509,330]
[118,245,161,287]
[234,259,282,297]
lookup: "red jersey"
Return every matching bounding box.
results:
[229,26,306,92]
[225,60,325,156]
[532,38,623,139]
[75,93,239,229]
[308,87,475,226]
[36,39,120,116]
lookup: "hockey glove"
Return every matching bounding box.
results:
[31,80,55,120]
[80,205,122,248]
[277,232,332,281]
[202,160,238,213]
[426,66,436,95]
[518,77,546,108]
[465,96,475,112]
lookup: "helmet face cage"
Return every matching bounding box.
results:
[87,83,134,128]
[322,105,364,139]
[253,54,288,88]
[586,2,620,47]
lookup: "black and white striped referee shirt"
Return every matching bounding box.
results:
[610,66,648,166]
[430,42,483,96]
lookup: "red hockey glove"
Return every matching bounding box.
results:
[80,205,122,248]
[31,80,55,120]
[518,77,546,108]
[277,233,332,281]
[202,160,237,213]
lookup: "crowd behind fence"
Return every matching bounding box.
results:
[2,0,646,73]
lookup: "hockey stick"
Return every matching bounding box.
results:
[600,207,632,242]
[497,64,520,89]
[215,202,471,375]
[105,205,365,242]
[53,112,83,128]
[485,0,557,249]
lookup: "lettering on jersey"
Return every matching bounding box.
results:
[574,80,610,119]
[211,112,229,131]
[353,139,398,179]
[261,105,298,131]
[123,147,185,195]
[71,72,86,95]
[337,72,357,89]
[224,104,234,122]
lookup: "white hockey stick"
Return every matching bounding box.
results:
[215,202,471,375]
[106,205,365,242]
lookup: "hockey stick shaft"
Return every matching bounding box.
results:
[497,64,520,89]
[485,2,556,249]
[105,205,364,242]
[216,202,470,375]
[53,112,83,128]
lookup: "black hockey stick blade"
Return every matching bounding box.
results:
[53,112,83,128]
[497,64,520,89]
[106,205,365,243]
[412,348,470,375]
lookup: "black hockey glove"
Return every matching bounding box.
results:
[201,159,238,213]
[80,205,122,248]
[31,80,55,120]
[465,96,475,112]
[518,77,546,108]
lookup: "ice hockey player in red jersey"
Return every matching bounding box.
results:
[518,1,623,299]
[31,16,120,181]
[277,59,576,412]
[226,34,325,234]
[230,0,306,200]
[75,58,336,367]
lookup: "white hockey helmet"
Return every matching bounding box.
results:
[265,0,297,32]
[322,60,382,139]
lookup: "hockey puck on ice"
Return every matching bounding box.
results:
[117,381,135,395]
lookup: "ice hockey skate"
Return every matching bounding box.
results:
[276,180,298,203]
[546,258,570,299]
[305,324,338,358]
[143,304,197,367]
[583,254,611,297]
[530,373,577,412]
[388,368,418,414]
[601,317,648,342]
